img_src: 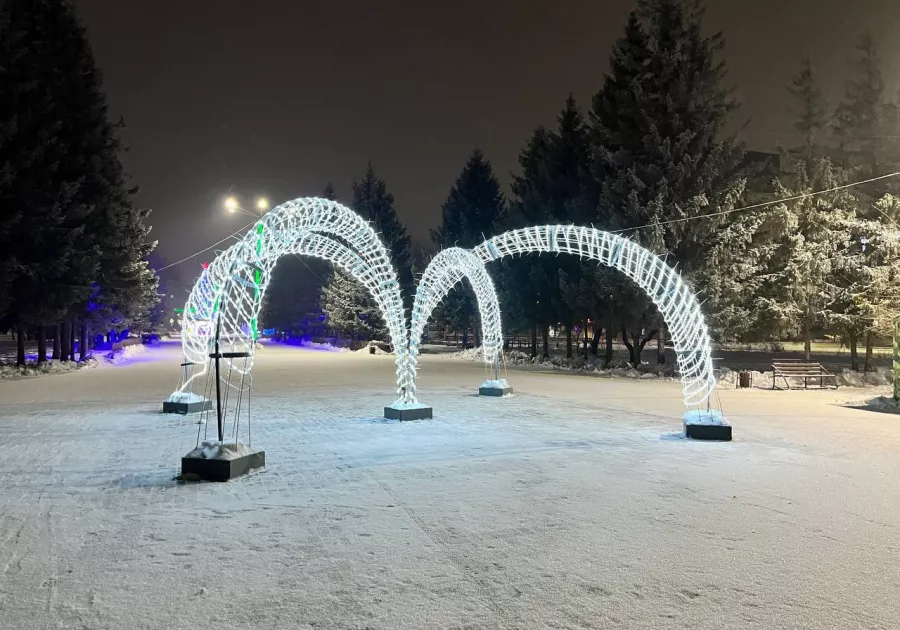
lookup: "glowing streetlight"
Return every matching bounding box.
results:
[224,195,270,217]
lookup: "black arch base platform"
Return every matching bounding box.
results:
[180,447,266,482]
[684,423,732,441]
[163,398,211,415]
[384,404,433,421]
[479,385,513,397]
[683,410,732,441]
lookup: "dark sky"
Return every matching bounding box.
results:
[74,0,900,267]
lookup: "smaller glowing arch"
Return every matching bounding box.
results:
[405,247,503,402]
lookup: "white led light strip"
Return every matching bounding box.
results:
[179,198,409,397]
[473,226,717,407]
[405,247,503,402]
[179,201,716,411]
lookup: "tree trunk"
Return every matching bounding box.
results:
[530,325,537,358]
[803,308,812,361]
[565,323,573,359]
[864,329,874,372]
[589,323,601,358]
[60,322,70,361]
[637,330,658,361]
[462,327,469,349]
[69,317,76,361]
[657,325,666,364]
[622,327,637,366]
[16,324,25,367]
[605,328,613,366]
[849,332,859,371]
[37,326,47,364]
[52,324,61,360]
[79,320,88,362]
[541,324,550,359]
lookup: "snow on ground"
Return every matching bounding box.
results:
[0,340,899,629]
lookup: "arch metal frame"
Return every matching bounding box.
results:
[406,247,504,402]
[472,226,717,408]
[178,198,409,397]
[178,199,718,415]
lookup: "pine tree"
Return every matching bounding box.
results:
[591,0,745,360]
[320,263,387,340]
[787,57,828,161]
[506,127,557,358]
[547,96,596,358]
[754,158,856,358]
[833,31,897,197]
[0,0,159,364]
[432,149,505,347]
[352,164,413,311]
[318,181,388,342]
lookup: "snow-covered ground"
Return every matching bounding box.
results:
[0,340,898,629]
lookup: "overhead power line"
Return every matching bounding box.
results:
[612,170,900,235]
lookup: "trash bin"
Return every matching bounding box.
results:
[369,345,376,355]
[738,371,751,388]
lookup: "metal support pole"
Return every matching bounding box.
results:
[214,318,224,443]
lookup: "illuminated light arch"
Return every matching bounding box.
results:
[406,247,503,402]
[470,226,717,408]
[178,198,409,396]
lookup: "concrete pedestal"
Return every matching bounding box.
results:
[479,385,513,397]
[163,398,211,415]
[384,405,433,421]
[684,423,732,441]
[180,450,266,482]
[683,409,731,441]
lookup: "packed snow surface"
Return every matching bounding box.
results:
[682,408,729,426]
[166,391,206,404]
[0,340,898,629]
[184,441,257,461]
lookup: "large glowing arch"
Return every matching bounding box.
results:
[470,226,717,407]
[177,199,717,418]
[178,198,409,396]
[405,247,504,402]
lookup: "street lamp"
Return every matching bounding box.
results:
[223,195,270,219]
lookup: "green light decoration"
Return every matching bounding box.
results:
[252,223,264,341]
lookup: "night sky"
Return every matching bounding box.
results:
[74,0,900,267]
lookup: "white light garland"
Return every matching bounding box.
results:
[405,247,503,402]
[473,226,717,407]
[178,200,717,412]
[179,198,409,397]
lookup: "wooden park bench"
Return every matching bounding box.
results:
[772,360,838,390]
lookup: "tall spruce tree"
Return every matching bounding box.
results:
[432,149,505,347]
[506,127,558,358]
[787,57,828,161]
[0,0,158,365]
[353,164,413,311]
[754,157,856,359]
[318,178,392,342]
[832,32,900,364]
[833,31,897,197]
[591,0,745,361]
